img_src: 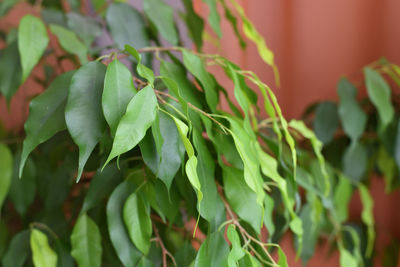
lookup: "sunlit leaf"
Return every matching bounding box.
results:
[30,229,58,267]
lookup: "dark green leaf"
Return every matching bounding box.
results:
[106,3,149,50]
[123,192,152,255]
[0,41,22,102]
[30,229,58,267]
[143,0,178,45]
[220,0,246,48]
[67,12,102,47]
[313,101,338,144]
[194,231,229,267]
[263,194,275,240]
[201,0,221,37]
[0,0,20,17]
[65,62,106,181]
[394,118,400,171]
[343,143,367,182]
[180,0,204,49]
[104,85,157,167]
[2,230,30,267]
[18,15,49,82]
[20,71,75,177]
[0,143,13,213]
[41,9,67,27]
[71,213,102,267]
[175,242,196,267]
[102,58,136,136]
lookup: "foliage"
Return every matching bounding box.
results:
[0,0,390,266]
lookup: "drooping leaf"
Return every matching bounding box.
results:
[201,0,221,38]
[20,71,75,177]
[333,175,353,223]
[104,85,157,167]
[343,142,367,183]
[359,184,375,258]
[143,0,178,45]
[180,0,204,49]
[337,78,367,142]
[107,179,142,267]
[0,143,13,213]
[227,225,245,266]
[220,0,246,48]
[18,15,49,82]
[182,50,218,112]
[364,67,394,130]
[263,194,275,240]
[67,12,102,47]
[123,192,152,255]
[313,101,338,144]
[102,58,136,136]
[30,229,58,267]
[106,3,149,50]
[1,230,30,267]
[0,41,22,102]
[65,62,106,181]
[194,231,229,267]
[222,166,263,233]
[124,45,155,84]
[50,24,88,64]
[71,213,102,267]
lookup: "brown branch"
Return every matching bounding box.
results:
[152,222,177,267]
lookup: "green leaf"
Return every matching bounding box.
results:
[343,142,367,183]
[194,231,229,267]
[278,247,289,267]
[102,59,136,136]
[313,101,338,144]
[337,78,367,142]
[81,162,123,213]
[18,15,49,82]
[107,179,142,267]
[2,230,30,267]
[220,0,246,48]
[394,118,400,172]
[106,3,149,50]
[263,194,275,240]
[0,143,12,213]
[222,166,263,233]
[0,0,20,17]
[333,175,353,223]
[143,0,178,45]
[104,85,157,167]
[182,50,218,112]
[201,0,221,37]
[359,184,375,258]
[124,45,155,84]
[65,62,106,181]
[175,242,197,267]
[227,225,245,267]
[0,41,22,102]
[71,213,102,267]
[50,24,88,64]
[180,0,204,49]
[123,192,152,255]
[30,229,58,267]
[20,71,75,177]
[339,245,357,267]
[364,67,394,130]
[67,12,102,47]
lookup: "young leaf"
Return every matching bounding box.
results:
[104,85,157,167]
[71,213,102,267]
[65,62,107,181]
[194,231,229,267]
[49,24,88,64]
[337,78,367,142]
[359,184,375,257]
[201,0,222,38]
[107,179,142,266]
[143,0,178,45]
[0,41,22,103]
[18,15,49,82]
[102,59,136,136]
[182,50,218,112]
[0,143,13,213]
[123,192,152,255]
[124,45,155,84]
[2,230,30,267]
[20,71,75,177]
[30,229,58,267]
[106,3,149,50]
[364,67,394,130]
[227,225,245,266]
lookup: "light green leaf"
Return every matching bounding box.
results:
[180,0,204,49]
[2,230,30,267]
[337,78,367,142]
[339,245,357,267]
[20,71,75,177]
[50,24,88,64]
[278,247,289,267]
[182,50,218,112]
[222,166,263,233]
[65,62,107,181]
[364,67,394,130]
[263,194,275,240]
[227,225,245,267]
[333,175,353,223]
[123,192,152,255]
[30,229,57,267]
[201,0,221,38]
[377,146,397,192]
[0,41,22,103]
[394,118,400,172]
[18,15,49,82]
[0,143,13,213]
[124,45,155,84]
[143,0,178,45]
[107,179,142,267]
[313,101,338,144]
[106,3,149,50]
[104,85,157,167]
[71,213,102,267]
[102,59,136,136]
[359,184,375,257]
[194,231,229,267]
[67,12,102,47]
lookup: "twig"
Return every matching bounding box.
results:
[152,222,177,267]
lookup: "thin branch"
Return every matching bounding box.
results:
[152,222,177,267]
